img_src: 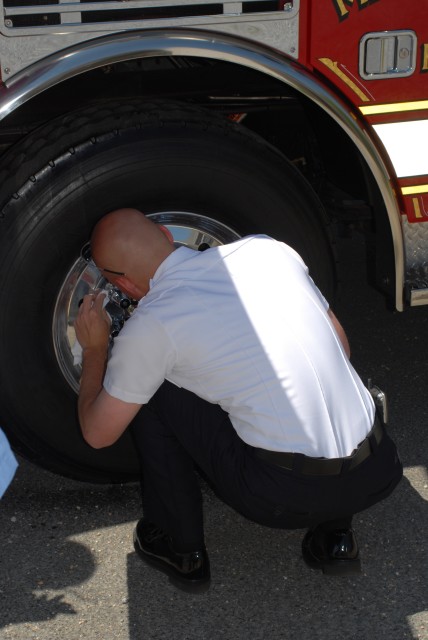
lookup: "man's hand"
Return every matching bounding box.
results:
[75,290,110,353]
[74,291,110,447]
[74,290,142,450]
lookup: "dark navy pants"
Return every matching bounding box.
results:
[130,382,402,551]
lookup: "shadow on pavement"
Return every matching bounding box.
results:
[0,460,141,630]
[125,468,427,640]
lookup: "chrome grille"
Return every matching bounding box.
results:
[3,0,281,30]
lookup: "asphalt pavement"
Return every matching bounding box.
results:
[1,232,427,640]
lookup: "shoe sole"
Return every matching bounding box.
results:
[319,558,361,576]
[133,533,211,593]
[302,552,361,576]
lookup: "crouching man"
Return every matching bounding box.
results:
[74,208,402,591]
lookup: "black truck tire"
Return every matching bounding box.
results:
[0,100,336,482]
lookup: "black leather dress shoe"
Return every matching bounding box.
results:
[133,519,211,592]
[302,526,361,575]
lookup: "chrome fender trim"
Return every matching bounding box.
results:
[0,28,404,309]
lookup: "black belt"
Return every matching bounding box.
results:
[253,416,383,476]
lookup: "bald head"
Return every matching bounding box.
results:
[91,208,174,297]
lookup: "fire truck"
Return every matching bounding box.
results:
[0,0,426,481]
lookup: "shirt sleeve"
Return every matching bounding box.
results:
[307,272,330,310]
[280,239,330,311]
[103,309,176,404]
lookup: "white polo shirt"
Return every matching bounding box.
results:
[104,235,375,458]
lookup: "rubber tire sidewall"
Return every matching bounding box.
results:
[0,103,335,481]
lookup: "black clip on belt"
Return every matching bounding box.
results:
[253,416,383,476]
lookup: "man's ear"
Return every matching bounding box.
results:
[158,225,174,244]
[114,275,146,300]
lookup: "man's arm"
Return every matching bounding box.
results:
[75,292,142,449]
[327,307,351,359]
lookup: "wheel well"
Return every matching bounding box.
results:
[0,55,394,298]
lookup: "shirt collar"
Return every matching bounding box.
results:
[149,246,196,289]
